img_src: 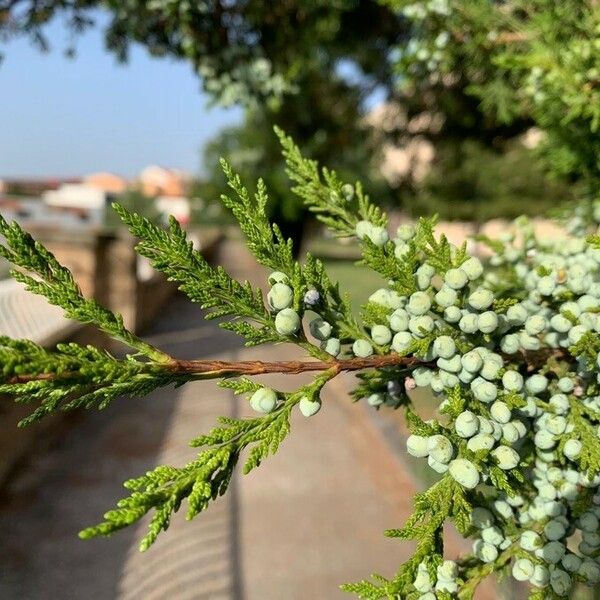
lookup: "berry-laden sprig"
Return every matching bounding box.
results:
[2,132,600,599]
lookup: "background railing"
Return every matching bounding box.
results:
[0,278,77,345]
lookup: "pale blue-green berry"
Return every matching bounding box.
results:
[520,531,542,551]
[387,380,402,396]
[303,288,320,306]
[437,355,462,373]
[490,401,511,424]
[444,306,462,322]
[544,520,567,541]
[562,554,582,573]
[275,308,301,335]
[407,291,432,316]
[437,560,458,581]
[413,367,433,387]
[440,371,460,388]
[478,311,499,333]
[268,271,288,285]
[435,286,457,308]
[561,301,581,316]
[500,334,520,353]
[367,393,384,407]
[481,525,504,546]
[519,331,541,350]
[550,314,573,333]
[448,458,480,489]
[467,433,495,452]
[538,483,557,502]
[267,282,294,310]
[549,393,570,414]
[461,256,483,280]
[537,276,556,296]
[427,435,453,463]
[445,268,468,289]
[353,339,373,358]
[525,314,547,335]
[369,288,403,309]
[309,318,332,341]
[371,324,392,345]
[471,507,494,529]
[549,569,571,595]
[397,223,415,241]
[468,288,494,310]
[472,380,498,403]
[545,414,567,435]
[526,374,548,394]
[462,350,483,373]
[367,225,389,247]
[579,512,599,532]
[321,337,341,357]
[395,242,409,259]
[512,559,535,581]
[435,579,457,594]
[543,501,563,517]
[491,421,503,441]
[480,357,502,380]
[413,566,432,593]
[430,375,444,393]
[416,264,435,290]
[492,445,520,470]
[534,430,556,450]
[455,410,479,438]
[409,315,434,336]
[392,331,413,353]
[474,540,498,563]
[250,388,278,414]
[563,439,582,460]
[502,423,520,443]
[299,396,322,417]
[389,308,409,332]
[459,313,479,334]
[433,335,456,359]
[341,183,354,201]
[458,368,475,384]
[530,565,550,588]
[502,370,524,391]
[355,220,372,240]
[579,561,600,584]
[568,324,587,344]
[428,455,449,473]
[506,303,528,325]
[512,420,527,437]
[539,541,566,564]
[406,435,429,458]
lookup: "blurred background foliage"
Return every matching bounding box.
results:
[1,0,598,236]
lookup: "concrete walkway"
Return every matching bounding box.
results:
[0,240,492,599]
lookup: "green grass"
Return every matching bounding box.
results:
[321,259,386,315]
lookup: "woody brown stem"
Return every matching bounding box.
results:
[5,347,569,385]
[171,354,430,378]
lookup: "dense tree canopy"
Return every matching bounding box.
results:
[387,0,600,194]
[0,0,402,106]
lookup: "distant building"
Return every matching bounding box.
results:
[83,172,129,194]
[155,196,191,224]
[138,165,191,198]
[42,183,113,210]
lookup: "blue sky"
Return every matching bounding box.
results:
[0,19,241,178]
